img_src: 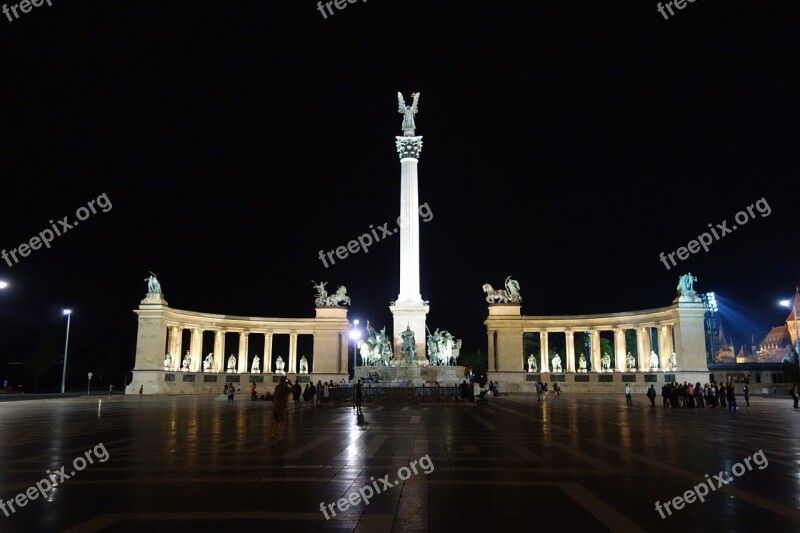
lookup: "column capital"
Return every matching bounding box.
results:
[395,136,423,159]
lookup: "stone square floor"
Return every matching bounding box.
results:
[0,393,798,532]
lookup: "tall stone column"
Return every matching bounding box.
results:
[540,331,550,373]
[264,333,273,373]
[390,134,429,363]
[289,332,298,373]
[590,330,601,372]
[636,327,647,372]
[237,332,249,373]
[565,331,575,372]
[659,324,672,370]
[214,330,225,372]
[189,328,202,372]
[169,326,182,370]
[614,329,626,371]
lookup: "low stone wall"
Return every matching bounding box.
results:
[491,371,713,395]
[127,370,348,395]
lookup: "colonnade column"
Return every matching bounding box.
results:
[487,330,496,372]
[238,332,249,373]
[660,324,673,370]
[169,326,182,370]
[565,331,575,372]
[289,332,298,373]
[189,328,202,372]
[540,331,550,372]
[214,330,225,372]
[636,327,647,372]
[614,329,626,371]
[590,330,601,372]
[264,333,273,373]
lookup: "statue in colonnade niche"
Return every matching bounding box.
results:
[227,354,236,373]
[251,355,260,373]
[181,351,191,371]
[601,352,612,372]
[626,352,636,371]
[578,353,587,372]
[203,353,214,371]
[299,356,309,374]
[275,356,286,374]
[670,351,677,371]
[650,351,659,371]
[527,354,538,373]
[163,353,172,370]
[551,352,563,373]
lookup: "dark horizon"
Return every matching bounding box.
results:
[1,1,797,391]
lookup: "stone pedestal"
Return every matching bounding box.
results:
[390,303,430,365]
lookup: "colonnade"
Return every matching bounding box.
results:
[164,327,305,374]
[529,324,675,373]
[485,298,708,385]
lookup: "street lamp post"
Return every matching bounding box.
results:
[87,372,93,396]
[61,309,72,394]
[779,294,800,377]
[349,320,361,381]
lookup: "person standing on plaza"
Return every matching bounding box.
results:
[108,384,114,399]
[647,384,656,407]
[316,380,323,406]
[743,384,750,407]
[227,382,235,406]
[625,384,632,406]
[272,376,294,441]
[293,381,302,408]
[323,381,330,406]
[792,384,799,408]
[355,379,363,412]
[536,381,543,401]
[309,382,317,406]
[139,384,143,398]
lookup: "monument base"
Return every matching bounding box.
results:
[488,370,712,394]
[353,365,464,386]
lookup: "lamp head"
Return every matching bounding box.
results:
[0,281,8,289]
[779,300,791,308]
[63,309,72,315]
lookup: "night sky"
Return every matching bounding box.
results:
[1,1,797,390]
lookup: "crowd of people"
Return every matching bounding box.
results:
[656,381,745,411]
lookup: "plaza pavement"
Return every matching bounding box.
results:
[0,392,798,532]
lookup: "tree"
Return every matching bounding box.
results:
[459,348,488,387]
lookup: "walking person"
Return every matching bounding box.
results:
[647,384,656,407]
[625,384,632,406]
[792,384,799,409]
[727,383,737,413]
[272,377,294,441]
[138,384,143,398]
[743,384,750,407]
[227,382,235,406]
[108,384,114,399]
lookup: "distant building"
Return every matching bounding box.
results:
[708,289,798,390]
